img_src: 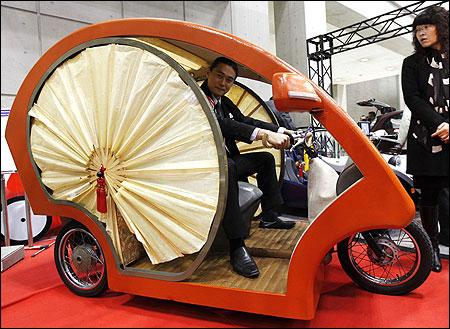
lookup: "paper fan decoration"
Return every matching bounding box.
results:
[29,42,222,265]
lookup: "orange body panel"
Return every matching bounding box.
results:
[5,19,415,320]
[272,72,322,111]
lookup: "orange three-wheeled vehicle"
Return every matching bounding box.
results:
[6,19,417,320]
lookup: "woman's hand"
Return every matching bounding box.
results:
[431,122,449,144]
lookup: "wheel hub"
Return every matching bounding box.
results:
[367,237,399,265]
[71,244,95,272]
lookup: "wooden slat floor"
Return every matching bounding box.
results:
[131,219,309,293]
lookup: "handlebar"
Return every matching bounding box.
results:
[357,99,397,114]
[288,128,318,158]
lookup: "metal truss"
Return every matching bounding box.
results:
[306,0,447,156]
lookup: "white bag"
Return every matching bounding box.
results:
[397,108,411,148]
[307,157,339,222]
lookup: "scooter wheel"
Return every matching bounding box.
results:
[54,221,108,297]
[337,220,433,295]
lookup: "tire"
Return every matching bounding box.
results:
[337,220,433,295]
[54,221,108,297]
[1,196,52,244]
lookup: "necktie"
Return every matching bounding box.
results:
[214,101,224,119]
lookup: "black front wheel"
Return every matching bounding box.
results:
[54,221,108,297]
[337,221,433,295]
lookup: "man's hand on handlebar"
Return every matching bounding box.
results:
[283,129,296,146]
[258,129,290,149]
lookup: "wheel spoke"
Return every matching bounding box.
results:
[348,227,420,285]
[59,227,105,290]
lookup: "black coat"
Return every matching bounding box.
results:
[200,81,279,157]
[401,52,449,176]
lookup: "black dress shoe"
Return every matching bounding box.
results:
[230,246,260,278]
[432,249,442,273]
[259,216,295,229]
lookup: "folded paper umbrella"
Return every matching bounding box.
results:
[29,41,225,265]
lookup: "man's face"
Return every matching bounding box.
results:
[206,63,236,98]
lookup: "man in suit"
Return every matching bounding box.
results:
[200,57,295,278]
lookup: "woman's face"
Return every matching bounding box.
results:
[415,24,441,50]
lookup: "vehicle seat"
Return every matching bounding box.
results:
[210,181,263,252]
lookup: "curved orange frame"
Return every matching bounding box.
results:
[6,19,415,320]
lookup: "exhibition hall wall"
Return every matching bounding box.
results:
[1,1,410,124]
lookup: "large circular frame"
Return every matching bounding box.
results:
[27,38,228,281]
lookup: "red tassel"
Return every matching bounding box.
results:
[96,165,107,213]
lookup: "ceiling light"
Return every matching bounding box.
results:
[359,58,369,62]
[386,66,395,71]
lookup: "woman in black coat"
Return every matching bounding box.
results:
[401,6,449,272]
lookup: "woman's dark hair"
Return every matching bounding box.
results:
[412,6,449,55]
[210,57,239,79]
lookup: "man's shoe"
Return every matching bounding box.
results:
[259,216,295,229]
[230,246,260,278]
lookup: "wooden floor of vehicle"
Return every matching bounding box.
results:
[131,219,309,293]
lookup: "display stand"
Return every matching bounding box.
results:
[1,245,24,272]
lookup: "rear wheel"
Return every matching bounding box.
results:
[337,221,432,295]
[54,221,107,297]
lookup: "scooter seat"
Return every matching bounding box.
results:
[238,182,263,237]
[210,182,263,252]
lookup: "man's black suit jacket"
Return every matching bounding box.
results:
[200,81,279,157]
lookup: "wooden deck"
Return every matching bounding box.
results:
[131,219,309,293]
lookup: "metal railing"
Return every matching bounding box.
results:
[313,128,346,158]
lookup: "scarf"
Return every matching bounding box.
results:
[424,49,449,151]
[426,49,449,116]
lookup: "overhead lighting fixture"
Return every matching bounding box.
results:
[359,57,369,62]
[386,66,395,71]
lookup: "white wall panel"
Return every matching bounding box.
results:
[185,1,231,33]
[1,95,15,108]
[1,7,40,95]
[40,1,122,23]
[1,1,37,11]
[40,15,88,53]
[124,1,184,20]
[230,2,273,53]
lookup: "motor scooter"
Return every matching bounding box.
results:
[283,130,433,295]
[256,95,431,294]
[357,98,403,135]
[5,18,420,320]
